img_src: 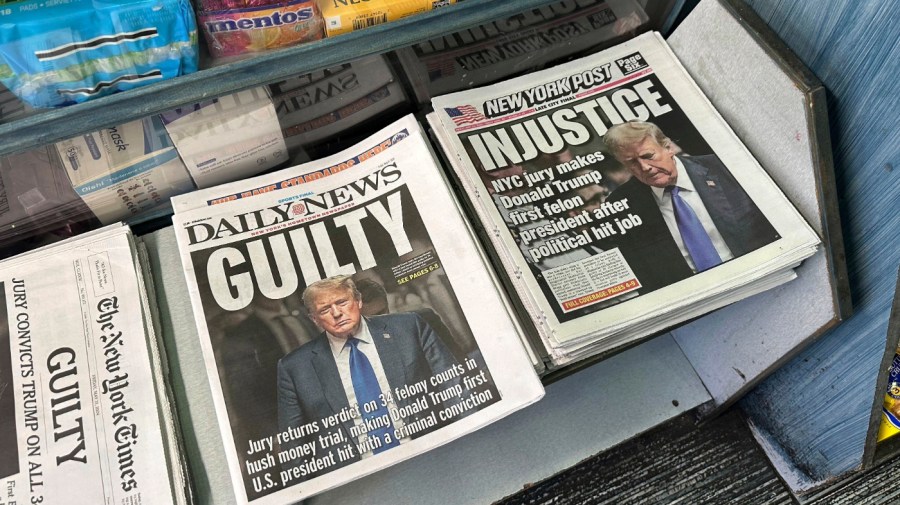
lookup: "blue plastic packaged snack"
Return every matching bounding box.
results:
[0,0,199,108]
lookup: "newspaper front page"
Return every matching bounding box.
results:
[171,115,543,504]
[430,32,820,361]
[0,225,179,505]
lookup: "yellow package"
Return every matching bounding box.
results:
[318,0,456,36]
[878,351,900,442]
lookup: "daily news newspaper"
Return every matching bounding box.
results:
[430,32,820,361]
[0,225,180,505]
[171,115,543,505]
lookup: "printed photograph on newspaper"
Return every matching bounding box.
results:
[171,116,542,504]
[431,32,819,352]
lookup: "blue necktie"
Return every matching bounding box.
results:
[669,186,721,272]
[346,338,399,454]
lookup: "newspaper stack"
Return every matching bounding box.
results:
[0,224,189,504]
[397,0,649,104]
[429,32,821,367]
[168,115,543,504]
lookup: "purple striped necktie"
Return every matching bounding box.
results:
[669,186,721,272]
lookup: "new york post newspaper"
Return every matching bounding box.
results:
[430,32,820,365]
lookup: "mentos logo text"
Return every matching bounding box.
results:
[204,8,314,32]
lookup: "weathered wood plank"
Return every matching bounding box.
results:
[739,0,900,495]
[667,0,849,416]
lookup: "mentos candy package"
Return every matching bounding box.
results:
[197,0,324,58]
[0,0,198,108]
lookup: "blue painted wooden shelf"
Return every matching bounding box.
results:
[737,0,900,498]
[0,0,555,157]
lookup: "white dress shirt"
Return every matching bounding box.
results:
[651,157,734,272]
[327,320,408,457]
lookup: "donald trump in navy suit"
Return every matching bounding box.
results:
[276,275,459,473]
[602,120,779,294]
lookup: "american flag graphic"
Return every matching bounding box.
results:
[444,105,485,126]
[427,58,456,80]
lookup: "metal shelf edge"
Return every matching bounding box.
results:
[0,0,554,157]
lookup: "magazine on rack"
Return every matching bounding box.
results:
[169,115,544,504]
[0,224,189,505]
[429,31,820,366]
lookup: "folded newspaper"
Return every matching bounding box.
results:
[169,115,544,504]
[396,0,649,103]
[429,31,820,366]
[0,224,189,504]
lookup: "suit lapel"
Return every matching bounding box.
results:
[366,317,408,405]
[613,179,692,288]
[682,156,740,245]
[632,181,683,254]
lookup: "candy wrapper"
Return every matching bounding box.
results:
[319,0,456,37]
[879,349,900,442]
[0,0,198,108]
[197,0,324,58]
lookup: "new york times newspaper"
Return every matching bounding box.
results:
[171,116,542,504]
[431,32,820,362]
[0,226,179,505]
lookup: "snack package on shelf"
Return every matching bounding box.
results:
[0,0,198,108]
[197,0,325,58]
[878,347,900,442]
[160,87,289,188]
[318,0,456,37]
